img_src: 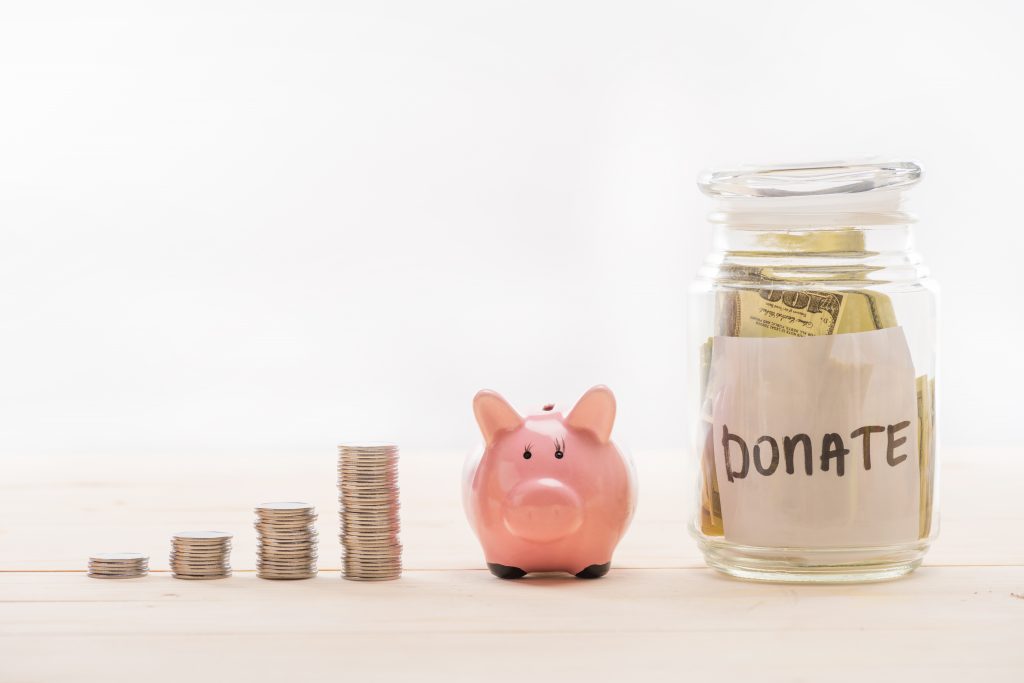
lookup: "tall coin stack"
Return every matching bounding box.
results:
[255,502,318,580]
[88,552,149,579]
[338,442,402,581]
[170,531,232,580]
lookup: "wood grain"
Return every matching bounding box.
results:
[1,448,1022,681]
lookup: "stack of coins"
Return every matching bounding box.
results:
[87,552,149,579]
[255,502,318,580]
[338,442,402,581]
[170,531,232,580]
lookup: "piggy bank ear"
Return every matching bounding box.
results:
[473,390,523,445]
[566,385,616,444]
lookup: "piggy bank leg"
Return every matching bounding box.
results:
[574,562,611,579]
[487,563,527,579]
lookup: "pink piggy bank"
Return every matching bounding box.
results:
[463,385,636,579]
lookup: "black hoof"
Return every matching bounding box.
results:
[575,562,611,579]
[488,563,527,579]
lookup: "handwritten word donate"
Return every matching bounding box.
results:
[720,422,911,482]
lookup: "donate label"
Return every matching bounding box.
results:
[708,327,920,548]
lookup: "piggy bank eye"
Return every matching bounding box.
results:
[555,450,564,459]
[554,438,565,459]
[522,447,532,460]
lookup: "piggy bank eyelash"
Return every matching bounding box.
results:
[523,444,532,460]
[554,438,565,459]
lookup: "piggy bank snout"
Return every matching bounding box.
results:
[502,479,584,543]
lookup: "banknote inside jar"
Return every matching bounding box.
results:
[697,227,935,540]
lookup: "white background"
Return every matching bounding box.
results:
[2,1,1021,457]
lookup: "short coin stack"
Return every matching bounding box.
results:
[338,442,402,581]
[255,502,318,579]
[88,552,149,579]
[170,531,232,580]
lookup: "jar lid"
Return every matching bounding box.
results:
[698,160,921,199]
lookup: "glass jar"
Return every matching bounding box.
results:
[689,160,938,582]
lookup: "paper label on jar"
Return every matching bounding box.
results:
[708,327,920,548]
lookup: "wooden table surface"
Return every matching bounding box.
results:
[2,448,1022,681]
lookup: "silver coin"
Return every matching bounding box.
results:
[257,509,317,516]
[255,517,318,524]
[339,477,397,482]
[256,512,318,519]
[341,525,400,532]
[90,552,148,562]
[340,509,400,518]
[258,559,317,565]
[170,549,231,555]
[258,573,317,580]
[257,544,318,552]
[257,529,317,536]
[88,565,149,572]
[343,563,401,571]
[343,549,402,558]
[257,550,317,558]
[343,563,402,571]
[170,561,230,569]
[257,540,317,548]
[173,530,232,540]
[88,573,147,579]
[343,558,402,567]
[256,501,314,511]
[342,535,400,544]
[255,528,317,537]
[338,473,398,480]
[89,557,149,563]
[342,555,402,563]
[342,542,400,552]
[257,562,317,569]
[172,574,230,580]
[339,493,400,501]
[337,464,399,471]
[341,543,399,549]
[255,520,317,527]
[170,548,231,555]
[256,513,317,522]
[340,512,399,518]
[339,504,394,510]
[340,513,400,520]
[343,568,402,577]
